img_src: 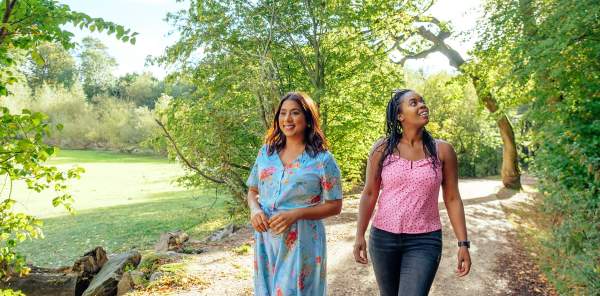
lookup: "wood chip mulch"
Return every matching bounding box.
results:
[493,232,558,296]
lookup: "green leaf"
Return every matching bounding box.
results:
[31,51,45,66]
[116,27,125,39]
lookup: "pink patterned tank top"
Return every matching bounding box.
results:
[372,145,443,234]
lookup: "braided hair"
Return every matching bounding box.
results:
[378,89,439,172]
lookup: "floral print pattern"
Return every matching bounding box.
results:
[247,145,342,295]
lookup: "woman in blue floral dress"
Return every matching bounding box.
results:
[246,92,343,296]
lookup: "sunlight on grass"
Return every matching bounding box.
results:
[12,150,233,267]
[19,191,231,267]
[10,150,194,218]
[48,149,171,164]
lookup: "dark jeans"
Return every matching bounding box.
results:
[369,227,443,296]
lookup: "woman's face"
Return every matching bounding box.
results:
[398,91,429,127]
[278,99,307,139]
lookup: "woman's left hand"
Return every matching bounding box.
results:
[268,210,300,235]
[456,247,472,277]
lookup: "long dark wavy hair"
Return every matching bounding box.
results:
[379,89,439,172]
[265,92,328,157]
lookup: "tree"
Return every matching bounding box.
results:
[158,0,415,211]
[119,72,164,108]
[0,0,136,287]
[358,7,522,188]
[26,42,77,89]
[476,0,599,293]
[78,37,118,99]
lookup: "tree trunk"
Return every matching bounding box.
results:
[474,78,522,189]
[497,115,521,188]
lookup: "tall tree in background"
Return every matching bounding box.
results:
[119,72,164,107]
[0,0,136,286]
[79,37,118,99]
[26,42,77,89]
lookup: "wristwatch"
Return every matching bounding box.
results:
[458,240,470,248]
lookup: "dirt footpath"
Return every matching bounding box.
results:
[177,178,554,295]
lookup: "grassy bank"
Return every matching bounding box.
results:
[13,150,232,267]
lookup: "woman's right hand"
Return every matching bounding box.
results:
[250,210,270,232]
[353,235,368,264]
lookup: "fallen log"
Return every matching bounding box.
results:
[0,271,78,296]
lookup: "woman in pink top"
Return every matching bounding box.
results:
[353,89,471,296]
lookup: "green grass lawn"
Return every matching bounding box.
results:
[13,150,232,267]
[48,149,170,164]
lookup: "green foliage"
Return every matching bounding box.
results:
[0,0,136,94]
[158,0,509,214]
[114,72,165,108]
[410,72,502,177]
[0,289,24,296]
[477,0,599,293]
[159,0,419,210]
[1,83,161,151]
[78,37,118,99]
[137,251,178,275]
[26,42,77,89]
[0,0,136,283]
[0,107,83,277]
[232,243,251,256]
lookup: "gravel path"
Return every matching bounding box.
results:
[173,177,554,295]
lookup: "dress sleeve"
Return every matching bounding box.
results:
[246,146,262,188]
[320,152,343,201]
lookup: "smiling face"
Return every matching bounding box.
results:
[278,98,308,140]
[398,91,429,127]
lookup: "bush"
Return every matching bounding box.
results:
[1,83,161,152]
[476,0,600,292]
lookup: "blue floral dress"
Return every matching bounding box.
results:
[246,145,343,296]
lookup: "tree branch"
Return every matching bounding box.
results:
[154,118,225,184]
[256,3,277,130]
[390,16,466,68]
[421,0,435,14]
[225,160,251,171]
[415,25,465,68]
[393,45,439,65]
[0,0,18,45]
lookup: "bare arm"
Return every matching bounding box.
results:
[247,187,269,232]
[353,140,385,264]
[439,141,471,276]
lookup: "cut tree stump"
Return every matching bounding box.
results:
[81,251,141,296]
[73,246,109,295]
[155,230,189,252]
